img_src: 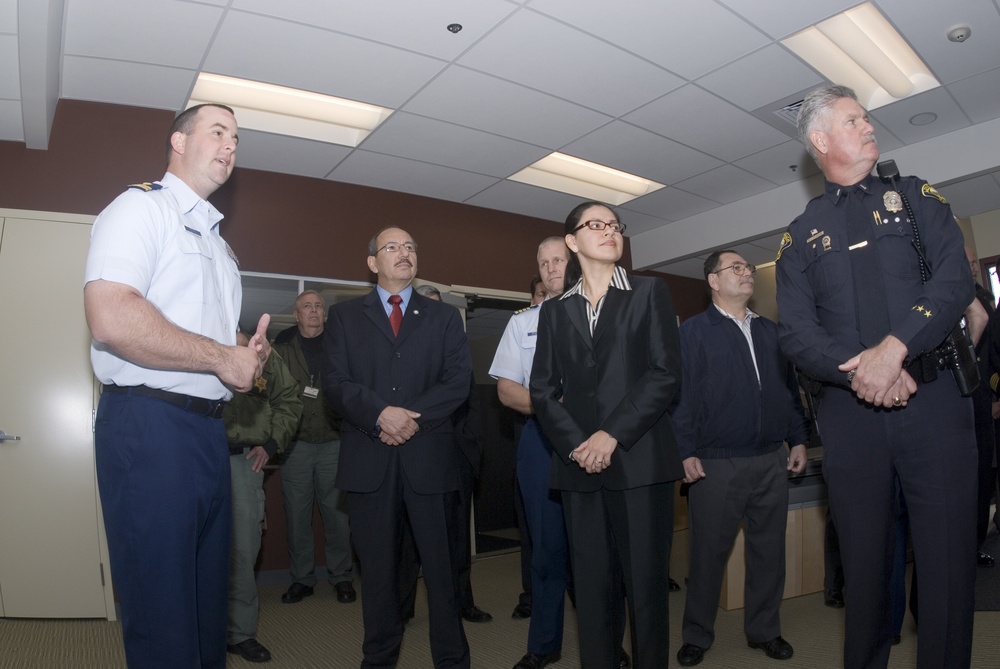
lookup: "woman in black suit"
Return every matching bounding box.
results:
[530,201,684,669]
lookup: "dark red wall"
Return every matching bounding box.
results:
[0,99,707,311]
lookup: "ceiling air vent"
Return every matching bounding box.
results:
[773,100,804,128]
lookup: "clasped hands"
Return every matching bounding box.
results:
[377,406,422,445]
[570,430,617,475]
[838,335,916,409]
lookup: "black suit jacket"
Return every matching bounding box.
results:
[324,288,472,495]
[530,274,684,492]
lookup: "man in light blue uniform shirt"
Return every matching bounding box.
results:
[84,103,269,669]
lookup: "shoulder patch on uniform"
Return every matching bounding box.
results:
[127,182,162,192]
[775,231,792,262]
[921,183,947,204]
[514,304,539,315]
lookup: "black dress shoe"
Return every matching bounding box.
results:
[512,652,560,669]
[824,589,845,608]
[618,647,631,668]
[978,551,995,568]
[511,602,532,619]
[677,643,705,666]
[668,577,681,592]
[334,581,357,603]
[227,638,272,663]
[748,636,794,660]
[281,582,314,604]
[462,605,493,623]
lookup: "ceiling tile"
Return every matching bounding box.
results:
[359,112,548,178]
[458,9,683,117]
[870,87,970,145]
[674,164,777,205]
[232,0,517,60]
[61,56,197,110]
[696,44,822,112]
[0,0,17,31]
[531,0,769,79]
[937,171,1000,218]
[626,85,790,161]
[715,0,858,38]
[465,179,581,223]
[747,232,788,255]
[402,66,611,149]
[329,150,501,203]
[877,0,1000,84]
[0,34,19,98]
[623,186,719,221]
[206,10,446,109]
[734,139,821,186]
[234,129,351,180]
[64,0,222,68]
[948,68,1000,125]
[728,240,783,267]
[561,120,722,186]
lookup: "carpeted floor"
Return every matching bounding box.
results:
[1,550,999,668]
[976,530,1000,612]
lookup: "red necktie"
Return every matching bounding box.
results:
[388,294,403,336]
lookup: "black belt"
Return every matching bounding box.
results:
[228,444,250,455]
[103,384,227,419]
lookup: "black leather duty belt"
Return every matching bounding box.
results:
[103,384,227,419]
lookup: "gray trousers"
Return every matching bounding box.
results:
[280,439,355,585]
[228,449,265,644]
[682,449,788,648]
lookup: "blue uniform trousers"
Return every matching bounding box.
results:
[95,391,231,669]
[516,418,568,656]
[819,374,976,669]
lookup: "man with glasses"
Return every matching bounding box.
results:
[672,250,808,667]
[324,228,473,668]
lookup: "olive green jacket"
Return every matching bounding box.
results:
[273,333,342,444]
[223,349,302,459]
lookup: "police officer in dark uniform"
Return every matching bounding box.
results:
[775,85,977,669]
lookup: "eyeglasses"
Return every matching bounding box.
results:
[712,262,756,276]
[573,219,626,234]
[375,241,417,255]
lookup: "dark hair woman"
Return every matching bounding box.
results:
[530,201,684,668]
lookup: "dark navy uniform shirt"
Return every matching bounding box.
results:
[775,173,973,386]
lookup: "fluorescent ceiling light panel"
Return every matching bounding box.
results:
[782,3,939,110]
[188,73,393,147]
[509,152,665,206]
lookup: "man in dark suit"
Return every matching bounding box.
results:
[324,227,473,669]
[398,284,492,625]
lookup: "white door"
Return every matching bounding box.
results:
[0,214,111,618]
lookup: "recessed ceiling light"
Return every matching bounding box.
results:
[782,2,939,110]
[188,73,393,147]
[909,112,938,126]
[508,152,665,206]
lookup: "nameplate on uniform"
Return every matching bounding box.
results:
[848,241,868,251]
[303,386,319,399]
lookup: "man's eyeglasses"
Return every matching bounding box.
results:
[573,219,627,234]
[712,262,756,276]
[375,241,418,255]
